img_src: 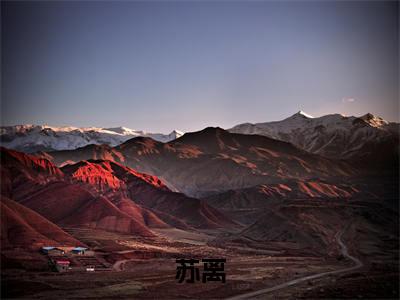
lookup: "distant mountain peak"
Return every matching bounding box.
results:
[359,113,388,127]
[0,124,184,152]
[170,129,184,134]
[295,110,314,118]
[168,129,184,138]
[104,126,140,135]
[203,126,225,132]
[229,111,397,160]
[361,113,375,120]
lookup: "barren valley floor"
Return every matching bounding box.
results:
[2,199,398,299]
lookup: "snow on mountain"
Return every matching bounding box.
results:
[0,124,184,153]
[229,111,399,159]
[296,110,314,118]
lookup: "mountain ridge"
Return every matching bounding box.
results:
[0,124,184,153]
[41,127,357,197]
[229,111,399,160]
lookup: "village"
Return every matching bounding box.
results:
[41,246,112,273]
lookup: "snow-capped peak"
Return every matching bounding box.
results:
[295,110,314,118]
[228,112,397,159]
[169,130,184,137]
[104,126,142,135]
[359,113,388,128]
[0,124,184,153]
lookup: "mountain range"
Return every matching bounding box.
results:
[40,127,359,197]
[0,125,183,153]
[230,111,399,160]
[1,146,236,250]
[1,112,398,163]
[1,111,398,276]
[1,112,399,232]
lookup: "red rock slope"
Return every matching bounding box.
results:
[1,195,83,250]
[61,159,238,229]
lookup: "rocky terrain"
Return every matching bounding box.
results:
[230,111,399,161]
[41,127,359,197]
[0,116,398,299]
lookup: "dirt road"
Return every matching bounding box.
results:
[227,226,363,299]
[113,259,128,271]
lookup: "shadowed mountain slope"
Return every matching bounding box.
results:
[203,180,359,211]
[1,147,236,236]
[1,195,84,250]
[43,128,356,197]
[61,159,238,229]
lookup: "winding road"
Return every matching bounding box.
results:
[227,226,363,300]
[113,259,128,271]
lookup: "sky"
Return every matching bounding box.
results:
[1,1,398,133]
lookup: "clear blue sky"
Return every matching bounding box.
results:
[2,1,398,133]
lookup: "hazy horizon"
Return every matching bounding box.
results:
[2,1,398,132]
[0,109,396,134]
